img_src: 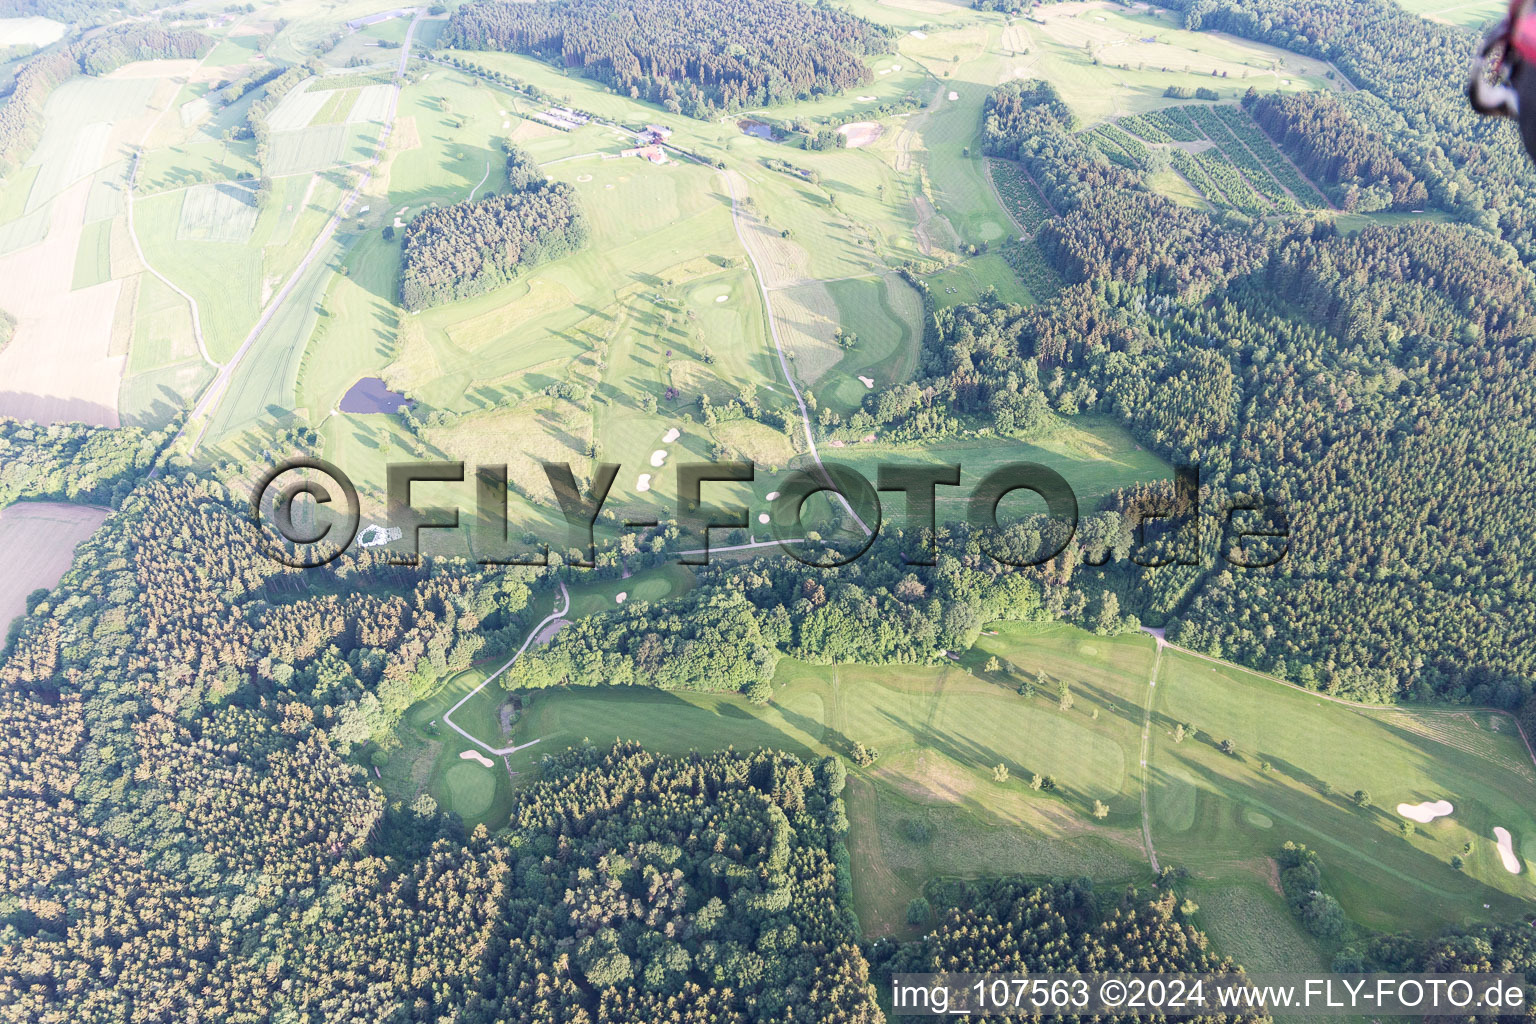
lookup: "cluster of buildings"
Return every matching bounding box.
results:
[533,106,591,131]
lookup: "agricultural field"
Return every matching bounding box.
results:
[1020,2,1338,122]
[1395,0,1504,27]
[0,502,108,642]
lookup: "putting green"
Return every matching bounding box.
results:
[443,761,497,818]
[1243,809,1274,830]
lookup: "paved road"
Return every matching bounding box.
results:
[719,170,873,537]
[188,9,424,450]
[443,581,569,756]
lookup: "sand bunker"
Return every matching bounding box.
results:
[715,294,729,303]
[615,591,627,604]
[460,749,494,768]
[838,121,883,148]
[1495,827,1522,874]
[759,513,771,524]
[948,91,959,101]
[636,473,652,492]
[766,491,780,501]
[576,173,593,182]
[857,95,877,101]
[910,30,926,38]
[662,427,680,442]
[650,449,669,467]
[858,375,874,388]
[502,120,509,129]
[1398,799,1453,823]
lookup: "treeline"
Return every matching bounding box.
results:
[399,143,588,310]
[869,875,1258,1023]
[445,0,892,118]
[1243,89,1428,211]
[503,525,1143,697]
[0,417,169,508]
[0,25,211,172]
[1278,840,1536,982]
[981,78,1076,160]
[240,61,321,171]
[0,0,123,23]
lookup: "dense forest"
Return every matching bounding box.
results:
[399,143,589,310]
[0,466,887,1019]
[0,24,211,172]
[982,78,1076,160]
[505,531,1056,695]
[444,0,892,117]
[870,875,1257,1024]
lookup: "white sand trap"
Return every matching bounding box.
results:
[636,473,652,492]
[715,294,729,303]
[662,427,680,442]
[499,109,507,115]
[857,95,877,101]
[766,491,780,501]
[1398,799,1453,823]
[838,121,883,148]
[502,120,510,129]
[948,91,959,101]
[393,216,404,228]
[460,749,494,768]
[892,64,902,71]
[576,173,593,182]
[910,30,926,38]
[650,449,669,468]
[759,513,771,524]
[878,68,892,75]
[830,439,846,448]
[615,591,627,604]
[858,375,875,388]
[1495,827,1522,874]
[396,206,407,215]
[605,184,615,189]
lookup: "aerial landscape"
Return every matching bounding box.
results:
[2,0,1536,1017]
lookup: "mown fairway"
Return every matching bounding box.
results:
[1151,648,1536,934]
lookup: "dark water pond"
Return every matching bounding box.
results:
[339,377,412,414]
[738,119,781,141]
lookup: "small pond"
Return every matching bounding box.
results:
[339,377,412,414]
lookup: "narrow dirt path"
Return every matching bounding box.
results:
[1138,637,1165,874]
[444,581,569,756]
